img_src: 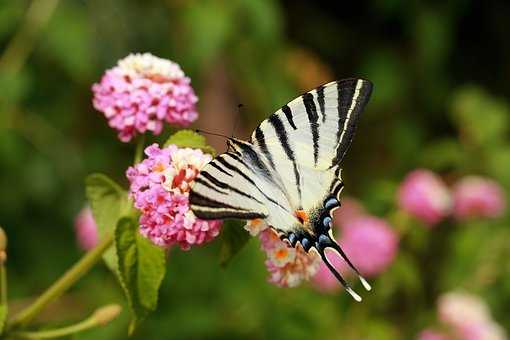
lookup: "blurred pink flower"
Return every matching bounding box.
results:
[313,215,398,292]
[74,207,98,251]
[397,169,452,226]
[127,143,221,250]
[417,329,450,340]
[438,291,490,328]
[338,216,398,277]
[438,291,507,340]
[245,219,320,288]
[457,322,507,340]
[92,53,198,142]
[452,176,506,220]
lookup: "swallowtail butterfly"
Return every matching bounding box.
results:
[190,78,373,301]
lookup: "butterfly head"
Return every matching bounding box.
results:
[281,196,371,301]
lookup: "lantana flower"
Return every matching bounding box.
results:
[74,207,99,251]
[452,176,506,220]
[126,144,221,250]
[245,219,320,288]
[92,53,198,142]
[397,169,452,226]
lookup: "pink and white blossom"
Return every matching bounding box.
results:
[245,219,320,288]
[93,53,198,142]
[126,144,221,249]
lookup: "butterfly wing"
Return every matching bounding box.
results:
[190,150,297,229]
[250,78,372,211]
[190,78,374,300]
[251,78,372,170]
[191,78,373,224]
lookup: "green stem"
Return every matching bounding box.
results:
[10,316,97,339]
[9,303,121,339]
[0,0,60,74]
[7,234,113,330]
[0,265,6,306]
[134,135,145,164]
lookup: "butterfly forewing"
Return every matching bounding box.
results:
[251,78,373,171]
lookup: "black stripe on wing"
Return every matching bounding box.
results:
[219,153,288,211]
[282,105,297,130]
[199,170,264,205]
[268,114,302,202]
[229,139,274,181]
[194,177,229,195]
[302,92,320,166]
[331,79,373,167]
[189,191,252,211]
[254,127,276,170]
[192,209,267,220]
[209,161,233,178]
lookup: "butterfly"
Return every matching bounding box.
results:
[190,78,373,301]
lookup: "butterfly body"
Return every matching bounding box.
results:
[190,78,373,300]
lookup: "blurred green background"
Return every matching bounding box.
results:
[1,0,510,339]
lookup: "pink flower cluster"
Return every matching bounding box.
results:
[313,198,399,293]
[452,176,506,220]
[398,170,452,225]
[417,329,449,340]
[398,169,506,226]
[74,207,99,251]
[418,291,507,340]
[245,219,320,287]
[126,144,221,250]
[92,53,198,142]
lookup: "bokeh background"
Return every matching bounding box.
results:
[1,1,510,339]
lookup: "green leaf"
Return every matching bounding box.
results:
[0,304,7,335]
[219,221,251,267]
[85,173,131,271]
[420,138,468,170]
[115,217,166,334]
[164,130,216,156]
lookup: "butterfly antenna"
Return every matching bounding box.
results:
[232,104,243,138]
[195,129,230,139]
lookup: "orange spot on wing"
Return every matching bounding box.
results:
[295,210,309,224]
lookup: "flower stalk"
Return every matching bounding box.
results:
[134,135,145,165]
[7,234,113,330]
[9,304,121,339]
